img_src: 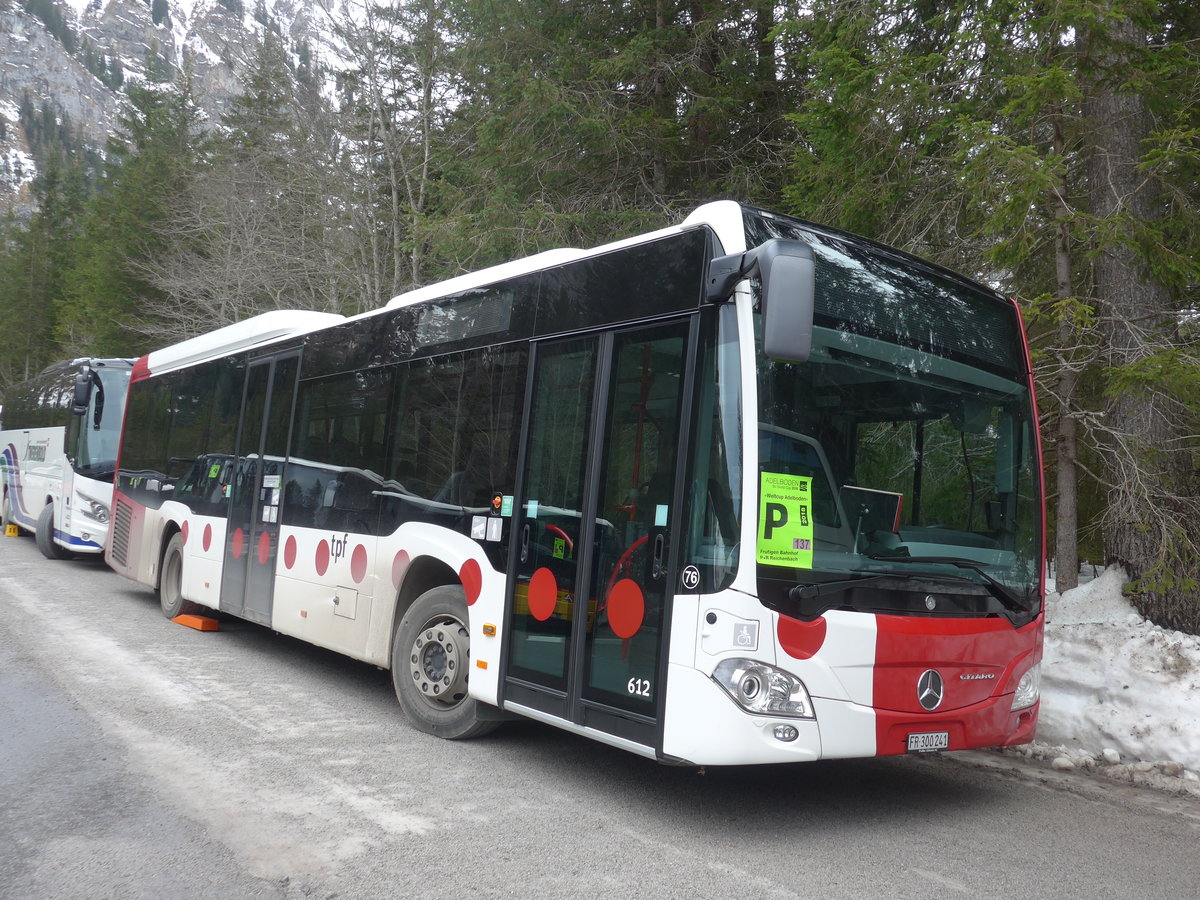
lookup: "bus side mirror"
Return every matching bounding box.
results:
[706,239,816,363]
[759,240,815,364]
[72,368,93,416]
[72,367,106,430]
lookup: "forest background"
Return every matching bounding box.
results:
[2,0,1199,634]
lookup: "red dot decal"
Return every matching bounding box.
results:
[257,530,271,565]
[203,524,212,552]
[315,539,330,576]
[180,521,189,545]
[232,528,244,559]
[528,567,557,622]
[606,578,645,639]
[284,535,297,569]
[459,558,482,606]
[777,614,827,660]
[391,550,410,590]
[351,544,368,583]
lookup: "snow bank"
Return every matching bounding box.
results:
[1037,565,1200,777]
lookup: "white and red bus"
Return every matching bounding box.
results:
[106,202,1043,764]
[1,357,134,559]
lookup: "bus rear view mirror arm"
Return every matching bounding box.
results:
[706,238,816,363]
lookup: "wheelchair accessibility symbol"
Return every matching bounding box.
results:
[734,622,759,649]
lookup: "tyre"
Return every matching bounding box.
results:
[158,533,200,619]
[35,503,72,560]
[391,585,498,740]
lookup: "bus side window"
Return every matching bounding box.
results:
[378,347,526,566]
[285,369,391,534]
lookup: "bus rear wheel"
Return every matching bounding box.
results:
[391,585,497,740]
[35,504,72,560]
[159,533,200,619]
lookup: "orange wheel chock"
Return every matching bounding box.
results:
[172,614,220,632]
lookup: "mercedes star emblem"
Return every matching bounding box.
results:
[917,669,944,711]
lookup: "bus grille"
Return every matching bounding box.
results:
[110,499,132,568]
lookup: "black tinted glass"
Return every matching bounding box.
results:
[744,209,1023,376]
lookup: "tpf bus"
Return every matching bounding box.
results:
[106,202,1043,764]
[1,358,134,559]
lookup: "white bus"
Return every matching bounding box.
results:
[1,358,134,559]
[107,202,1044,764]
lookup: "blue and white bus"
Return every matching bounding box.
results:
[1,358,134,559]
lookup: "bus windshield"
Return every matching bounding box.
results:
[72,365,132,478]
[745,209,1041,621]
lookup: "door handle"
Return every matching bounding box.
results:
[520,523,530,563]
[652,533,666,580]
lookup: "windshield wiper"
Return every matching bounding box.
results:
[788,573,897,602]
[864,554,1031,614]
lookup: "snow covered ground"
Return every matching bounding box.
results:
[1015,565,1200,795]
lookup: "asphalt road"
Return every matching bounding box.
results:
[3,532,1199,899]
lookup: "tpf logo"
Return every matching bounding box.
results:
[330,533,350,562]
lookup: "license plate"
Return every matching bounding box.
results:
[907,731,950,753]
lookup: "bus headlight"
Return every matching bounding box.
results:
[77,491,109,524]
[1011,662,1041,710]
[712,658,815,719]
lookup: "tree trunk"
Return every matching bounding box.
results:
[1051,112,1079,593]
[650,0,669,199]
[1083,15,1200,631]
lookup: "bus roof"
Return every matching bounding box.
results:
[144,310,345,375]
[382,201,748,312]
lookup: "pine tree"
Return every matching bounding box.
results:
[57,74,207,354]
[0,146,91,382]
[426,1,802,265]
[222,29,294,155]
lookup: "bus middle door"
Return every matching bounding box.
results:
[219,354,299,625]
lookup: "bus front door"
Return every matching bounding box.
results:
[504,319,694,753]
[219,354,299,625]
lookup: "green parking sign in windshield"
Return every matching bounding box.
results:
[757,472,814,569]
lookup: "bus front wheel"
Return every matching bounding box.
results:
[36,504,72,560]
[391,585,497,740]
[159,533,200,619]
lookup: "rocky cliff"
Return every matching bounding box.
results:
[0,0,344,217]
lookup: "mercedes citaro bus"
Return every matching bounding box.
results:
[106,202,1043,764]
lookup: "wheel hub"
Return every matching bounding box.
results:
[409,615,469,707]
